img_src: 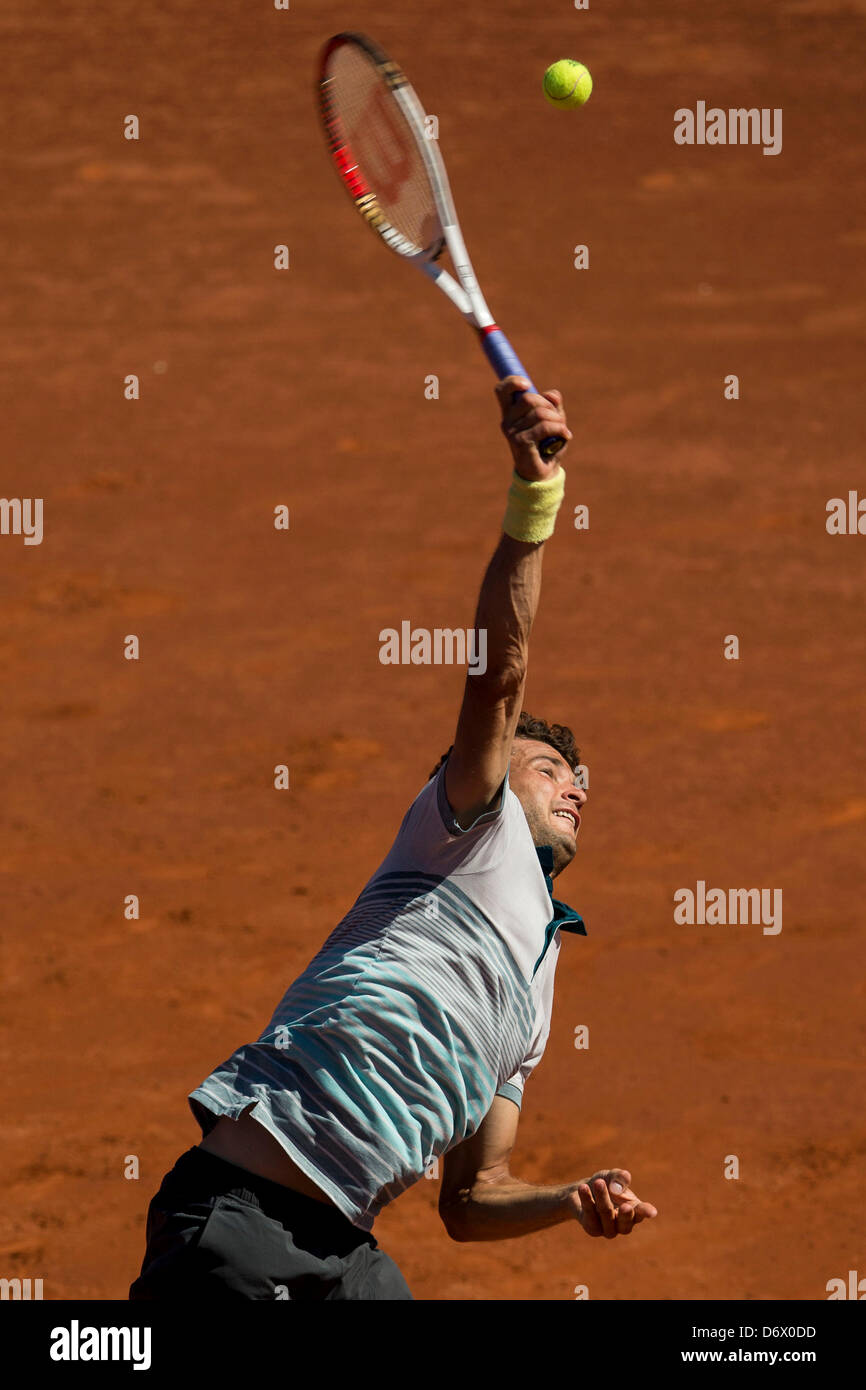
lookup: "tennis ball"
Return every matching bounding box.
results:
[543,59,593,110]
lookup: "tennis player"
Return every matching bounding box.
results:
[129,377,658,1301]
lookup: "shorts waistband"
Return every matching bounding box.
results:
[163,1146,369,1242]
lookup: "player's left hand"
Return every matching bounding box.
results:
[569,1168,658,1238]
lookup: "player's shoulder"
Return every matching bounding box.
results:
[374,762,519,881]
[418,761,523,839]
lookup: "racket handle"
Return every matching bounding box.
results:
[478,327,566,460]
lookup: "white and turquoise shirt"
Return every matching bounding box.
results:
[189,763,586,1231]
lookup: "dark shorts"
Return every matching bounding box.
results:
[128,1146,413,1301]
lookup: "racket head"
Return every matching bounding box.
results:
[317,32,446,262]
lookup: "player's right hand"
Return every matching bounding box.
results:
[495,376,571,483]
[568,1168,658,1239]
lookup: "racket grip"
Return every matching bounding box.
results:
[478,327,566,460]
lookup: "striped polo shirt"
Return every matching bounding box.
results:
[189,762,585,1231]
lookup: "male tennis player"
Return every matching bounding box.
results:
[129,377,657,1301]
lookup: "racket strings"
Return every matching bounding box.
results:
[326,45,441,256]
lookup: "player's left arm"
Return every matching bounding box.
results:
[439,1095,658,1242]
[443,379,570,830]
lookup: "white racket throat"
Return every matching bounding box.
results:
[389,84,494,327]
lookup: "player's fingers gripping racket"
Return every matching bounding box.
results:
[317,32,567,460]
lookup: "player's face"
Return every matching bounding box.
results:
[508,739,586,877]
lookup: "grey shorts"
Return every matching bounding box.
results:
[128,1146,412,1301]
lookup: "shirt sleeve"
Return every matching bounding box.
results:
[384,761,514,878]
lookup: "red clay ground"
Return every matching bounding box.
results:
[1,0,863,1300]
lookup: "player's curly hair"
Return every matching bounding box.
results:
[427,711,580,781]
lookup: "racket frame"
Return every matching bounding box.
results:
[318,33,565,458]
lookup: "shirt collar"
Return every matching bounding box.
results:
[535,845,587,937]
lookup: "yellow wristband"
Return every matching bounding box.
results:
[502,467,566,542]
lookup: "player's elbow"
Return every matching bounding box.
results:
[438,1195,472,1243]
[439,1187,499,1243]
[441,1214,474,1243]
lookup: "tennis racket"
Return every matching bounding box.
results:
[317,31,566,460]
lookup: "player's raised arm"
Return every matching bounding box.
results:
[444,377,572,828]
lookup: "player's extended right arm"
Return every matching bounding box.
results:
[444,378,572,828]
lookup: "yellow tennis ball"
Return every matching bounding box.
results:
[543,59,593,110]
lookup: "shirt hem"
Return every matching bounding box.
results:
[188,1089,374,1233]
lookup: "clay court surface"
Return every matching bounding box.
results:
[2,0,863,1300]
